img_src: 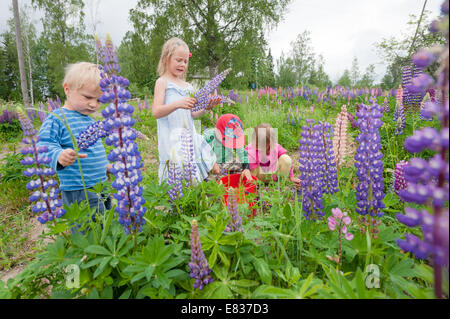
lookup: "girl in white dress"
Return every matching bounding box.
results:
[152,37,220,183]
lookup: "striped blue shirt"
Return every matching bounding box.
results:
[37,108,108,191]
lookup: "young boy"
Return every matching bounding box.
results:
[203,114,252,181]
[37,62,111,212]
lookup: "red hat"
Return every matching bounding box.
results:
[215,114,245,149]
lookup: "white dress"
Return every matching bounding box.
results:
[157,79,216,183]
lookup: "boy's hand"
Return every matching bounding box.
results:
[205,96,222,111]
[178,97,197,110]
[58,149,87,167]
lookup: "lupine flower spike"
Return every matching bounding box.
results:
[391,160,409,196]
[397,4,449,298]
[332,105,350,169]
[354,102,385,238]
[393,85,406,135]
[318,121,338,194]
[225,188,243,233]
[17,107,65,224]
[297,119,325,220]
[191,68,232,112]
[97,34,146,235]
[327,208,353,269]
[189,220,213,290]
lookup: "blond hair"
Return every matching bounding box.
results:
[62,62,101,90]
[157,37,189,79]
[253,123,277,151]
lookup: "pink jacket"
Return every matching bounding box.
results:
[245,143,294,177]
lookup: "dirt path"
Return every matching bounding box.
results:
[0,217,51,287]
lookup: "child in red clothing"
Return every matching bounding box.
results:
[245,123,301,186]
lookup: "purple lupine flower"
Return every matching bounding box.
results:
[37,102,47,123]
[393,97,406,135]
[191,68,231,112]
[297,119,325,220]
[228,90,240,103]
[76,120,108,150]
[189,219,213,290]
[17,107,65,224]
[412,48,437,68]
[396,208,449,266]
[97,35,146,235]
[318,121,338,194]
[224,188,243,233]
[346,111,358,129]
[407,73,435,95]
[179,127,197,186]
[392,160,409,196]
[403,127,443,153]
[0,108,19,124]
[26,108,36,121]
[167,149,184,203]
[47,97,62,112]
[397,8,449,293]
[382,96,390,113]
[354,102,385,218]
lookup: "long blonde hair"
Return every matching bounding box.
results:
[252,123,276,152]
[157,37,189,79]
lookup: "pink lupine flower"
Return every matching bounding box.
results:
[328,208,354,268]
[332,207,343,219]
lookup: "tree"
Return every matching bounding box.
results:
[276,52,296,88]
[290,30,315,85]
[263,49,276,87]
[375,7,445,88]
[308,54,332,88]
[127,0,291,83]
[31,0,93,97]
[337,69,352,88]
[12,0,31,109]
[350,56,360,87]
[357,64,376,88]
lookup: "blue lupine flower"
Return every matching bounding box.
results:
[191,69,231,112]
[297,119,325,220]
[396,11,449,277]
[76,120,108,150]
[317,121,338,194]
[354,102,385,218]
[17,107,65,224]
[96,35,146,235]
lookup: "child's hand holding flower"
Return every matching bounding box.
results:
[178,97,197,110]
[205,95,222,111]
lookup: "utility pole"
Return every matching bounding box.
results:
[12,0,32,109]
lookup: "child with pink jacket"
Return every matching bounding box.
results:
[245,123,301,186]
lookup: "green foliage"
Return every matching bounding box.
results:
[0,119,22,144]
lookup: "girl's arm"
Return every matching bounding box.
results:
[152,78,196,119]
[191,108,208,119]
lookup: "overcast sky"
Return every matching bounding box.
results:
[0,0,443,83]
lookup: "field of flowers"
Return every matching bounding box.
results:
[0,10,448,300]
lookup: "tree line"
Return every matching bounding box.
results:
[0,0,444,104]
